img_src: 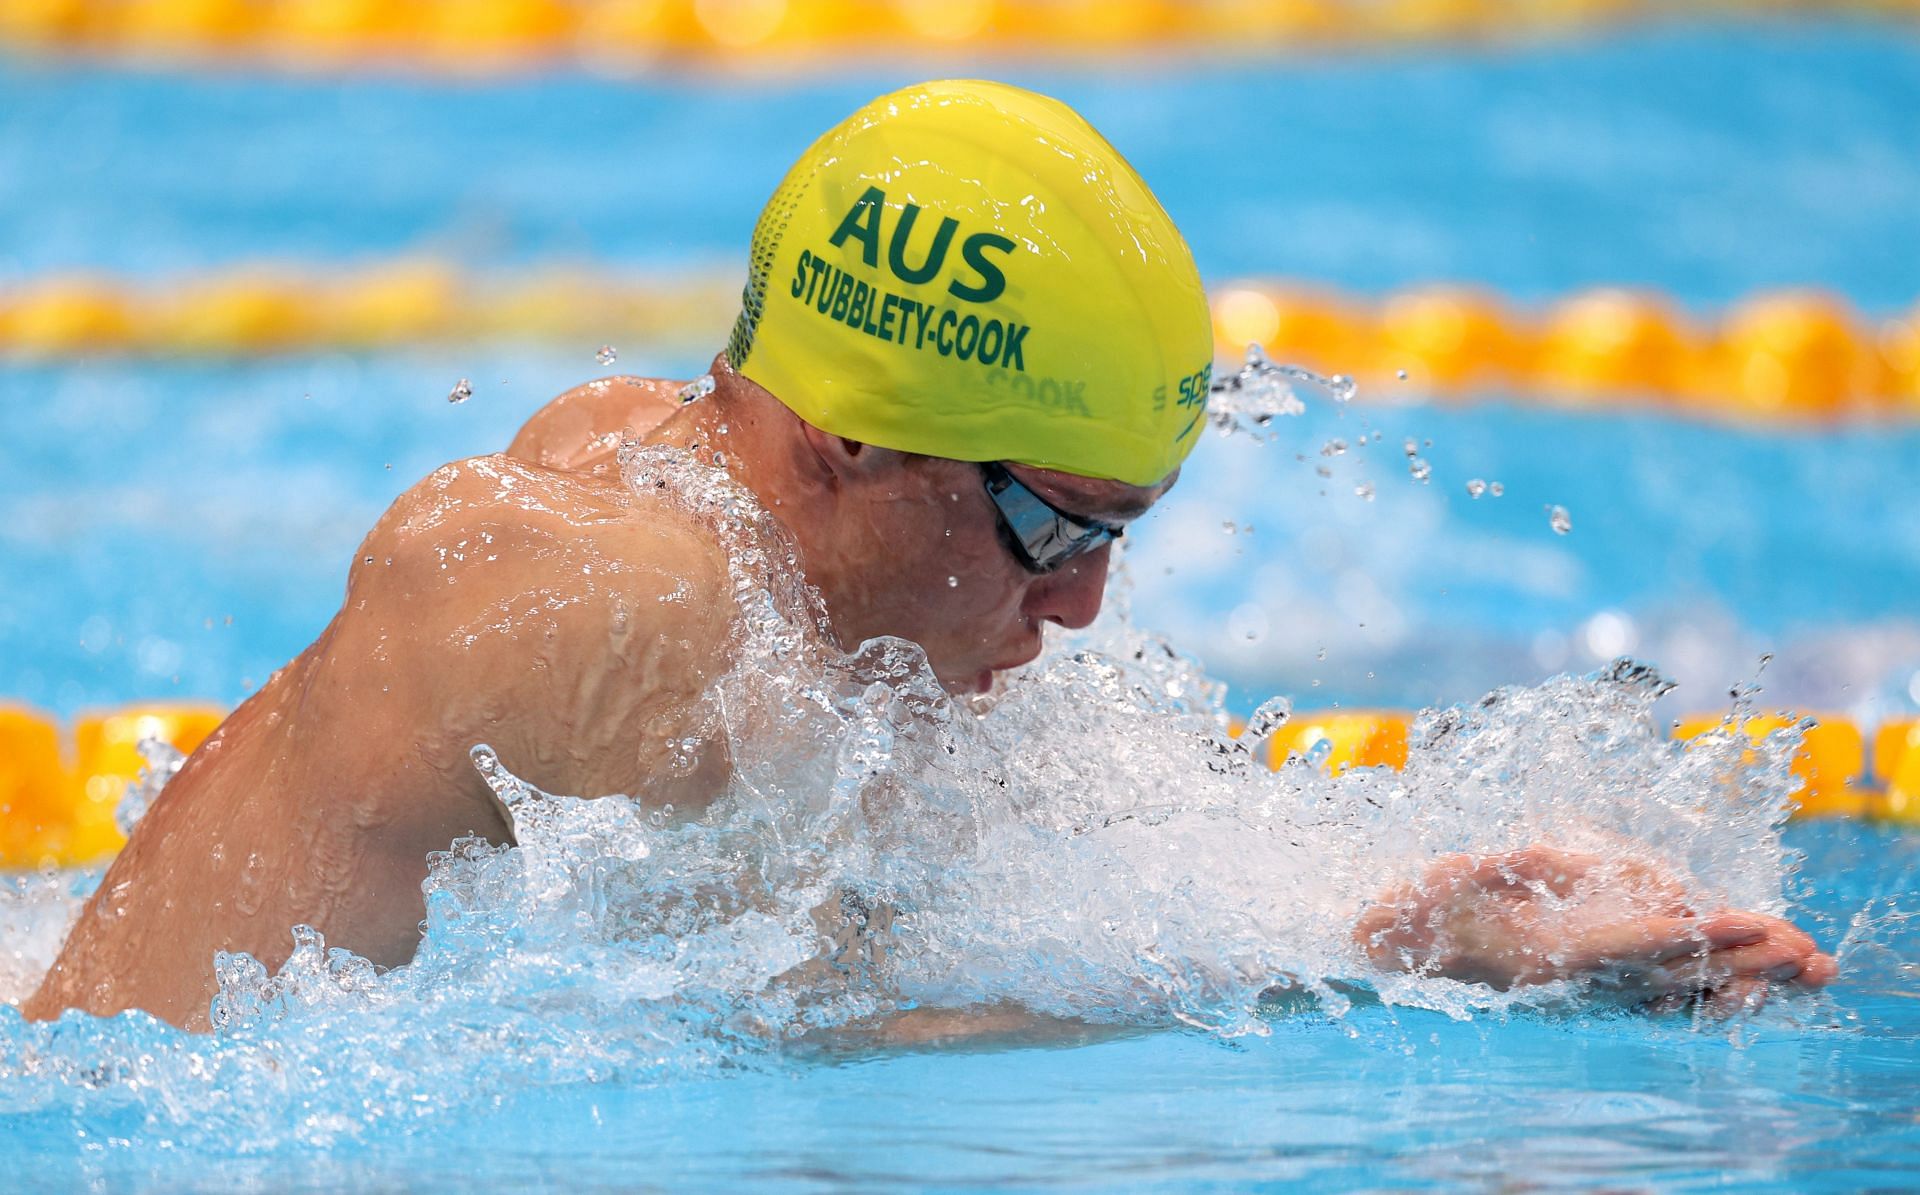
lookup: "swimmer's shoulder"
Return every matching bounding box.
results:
[507,375,687,471]
[332,453,737,795]
[361,452,733,642]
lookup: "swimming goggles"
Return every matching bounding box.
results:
[979,461,1125,574]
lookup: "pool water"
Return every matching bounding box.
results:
[2,822,1914,1191]
[3,18,1919,1192]
[5,23,1919,722]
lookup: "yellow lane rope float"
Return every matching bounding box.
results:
[0,704,223,869]
[3,702,1916,869]
[2,0,1918,68]
[1257,709,1920,821]
[0,264,1916,419]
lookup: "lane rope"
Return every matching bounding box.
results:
[1,264,1915,416]
[2,0,1917,69]
[2,702,1915,868]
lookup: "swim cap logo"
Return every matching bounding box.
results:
[827,186,1016,303]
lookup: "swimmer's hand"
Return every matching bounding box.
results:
[1352,845,1838,1015]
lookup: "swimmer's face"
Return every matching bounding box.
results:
[811,449,1171,696]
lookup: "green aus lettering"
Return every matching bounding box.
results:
[827,186,1015,304]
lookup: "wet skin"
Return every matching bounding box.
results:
[24,358,1835,1031]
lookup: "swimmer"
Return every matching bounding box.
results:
[24,81,1835,1032]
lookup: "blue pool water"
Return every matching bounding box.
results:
[2,19,1919,1192]
[2,820,1915,1191]
[3,22,1919,722]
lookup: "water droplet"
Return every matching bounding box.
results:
[447,378,472,404]
[1221,520,1238,535]
[1546,504,1572,535]
[1320,438,1347,457]
[1403,437,1419,458]
[1354,482,1375,501]
[1465,478,1487,498]
[595,344,618,365]
[947,576,959,588]
[1316,648,1327,661]
[1408,457,1431,483]
[1488,481,1505,497]
[1204,343,1310,436]
[677,374,715,404]
[1243,696,1292,749]
[1396,369,1408,381]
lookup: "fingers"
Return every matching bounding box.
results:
[1798,950,1839,989]
[1624,914,1838,1010]
[1569,915,1763,973]
[1649,942,1806,992]
[1569,909,1833,987]
[1696,910,1786,950]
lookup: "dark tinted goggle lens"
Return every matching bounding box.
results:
[980,462,1123,574]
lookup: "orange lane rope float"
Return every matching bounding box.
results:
[0,704,223,869]
[4,703,1915,869]
[0,265,1915,419]
[1209,282,1920,418]
[2,1,1918,70]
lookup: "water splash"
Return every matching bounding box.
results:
[677,374,716,404]
[114,736,186,837]
[0,446,1852,1148]
[1205,344,1343,439]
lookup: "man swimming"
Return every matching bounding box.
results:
[25,80,1834,1031]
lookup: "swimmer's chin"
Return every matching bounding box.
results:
[936,669,997,697]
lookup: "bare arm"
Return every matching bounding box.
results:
[24,453,736,1028]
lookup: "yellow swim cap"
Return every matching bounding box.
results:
[725,80,1214,487]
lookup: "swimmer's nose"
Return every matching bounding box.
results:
[1024,545,1110,630]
